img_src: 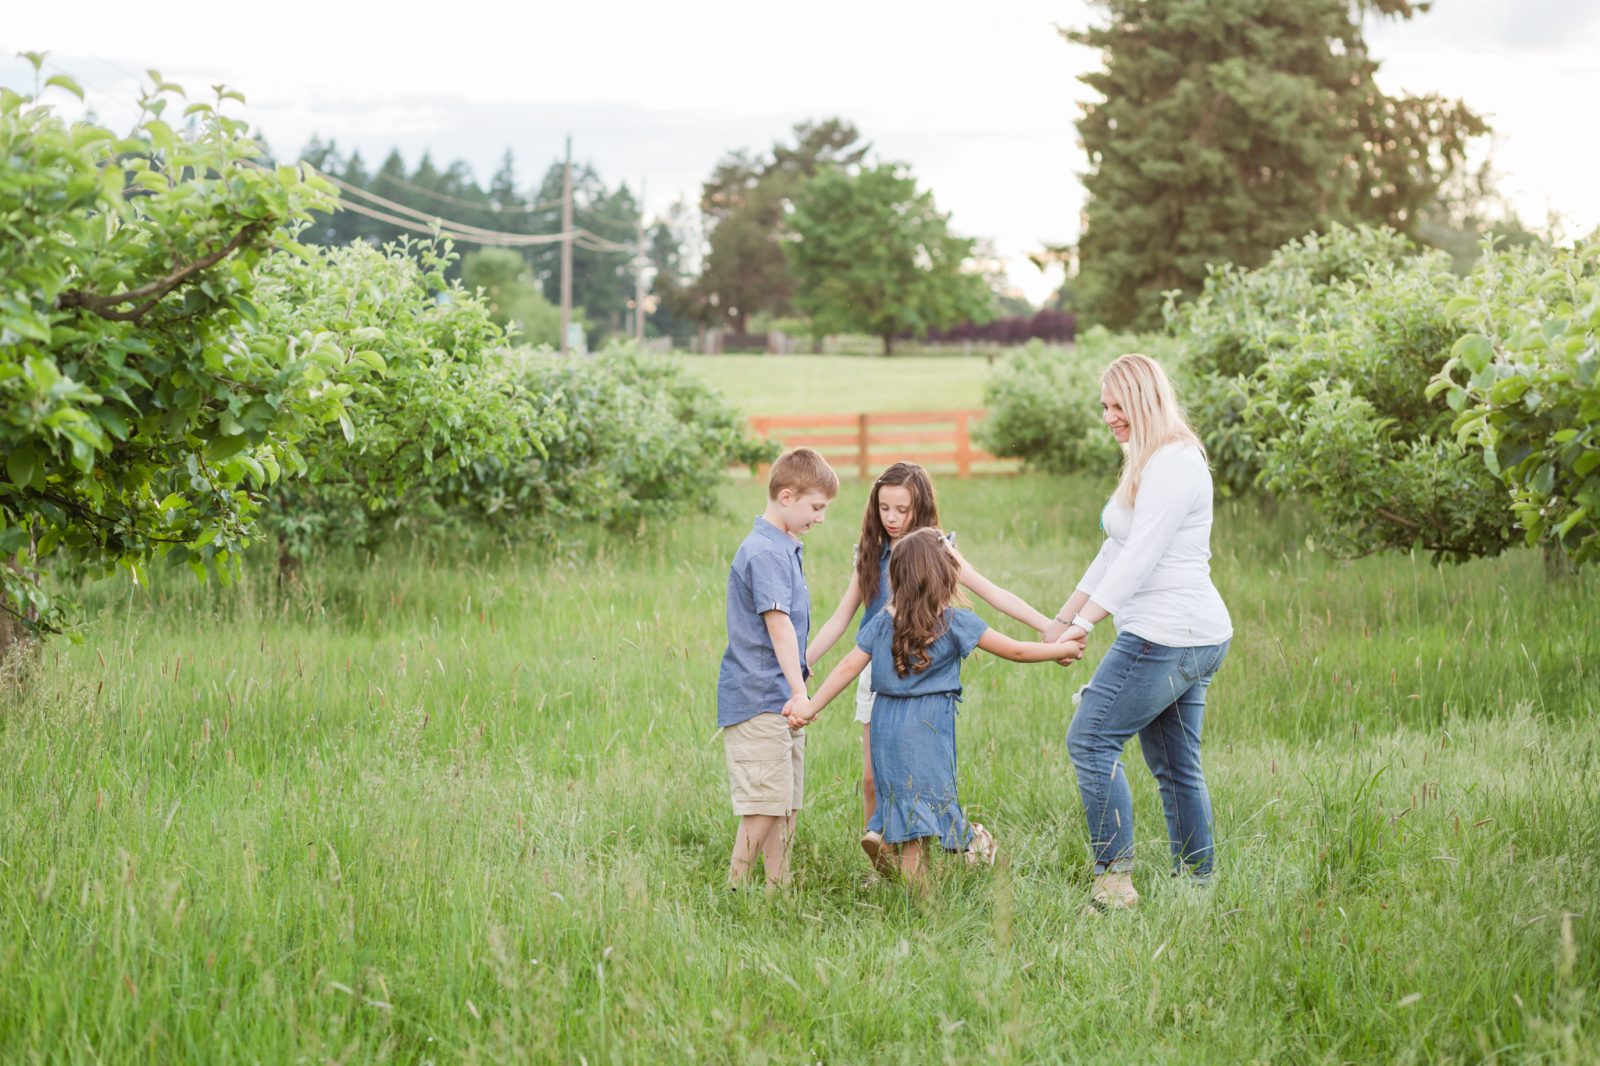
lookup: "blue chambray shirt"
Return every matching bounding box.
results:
[717,517,811,728]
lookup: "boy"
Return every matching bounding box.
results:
[718,447,839,887]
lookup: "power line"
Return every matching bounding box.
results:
[330,196,574,247]
[373,170,563,214]
[574,231,634,253]
[259,160,573,247]
[315,167,573,244]
[277,161,638,253]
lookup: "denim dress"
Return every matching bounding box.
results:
[854,532,957,725]
[856,606,988,850]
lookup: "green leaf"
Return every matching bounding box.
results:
[338,411,355,443]
[206,433,249,461]
[1483,446,1500,477]
[6,446,40,490]
[91,406,131,441]
[1453,334,1494,375]
[237,455,265,486]
[143,119,177,150]
[44,74,84,100]
[1489,376,1530,405]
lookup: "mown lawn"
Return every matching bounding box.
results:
[2,474,1596,1062]
[678,352,1017,415]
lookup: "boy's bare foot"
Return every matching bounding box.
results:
[964,823,997,866]
[860,830,897,877]
[1087,871,1140,912]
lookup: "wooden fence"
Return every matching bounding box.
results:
[747,409,1013,479]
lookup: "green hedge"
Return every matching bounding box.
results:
[977,330,1184,476]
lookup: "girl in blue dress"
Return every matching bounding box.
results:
[786,528,1084,887]
[806,463,1052,843]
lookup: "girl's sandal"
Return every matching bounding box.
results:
[860,831,897,878]
[964,823,998,866]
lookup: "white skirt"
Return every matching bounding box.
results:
[853,669,876,725]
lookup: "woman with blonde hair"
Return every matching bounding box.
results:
[1044,353,1233,910]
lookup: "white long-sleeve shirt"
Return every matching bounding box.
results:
[1075,442,1232,647]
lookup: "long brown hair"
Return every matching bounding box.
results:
[887,528,963,677]
[857,462,940,612]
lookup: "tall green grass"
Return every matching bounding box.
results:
[2,474,1596,1062]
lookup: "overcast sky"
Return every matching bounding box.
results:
[7,1,1599,303]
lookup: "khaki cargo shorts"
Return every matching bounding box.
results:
[723,712,805,816]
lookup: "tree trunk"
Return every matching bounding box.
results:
[0,611,28,664]
[882,333,894,357]
[277,538,302,593]
[1543,540,1575,579]
[0,586,37,688]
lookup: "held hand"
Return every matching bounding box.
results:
[1052,627,1087,667]
[1054,638,1085,664]
[783,694,814,729]
[1043,619,1069,644]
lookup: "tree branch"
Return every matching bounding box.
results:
[56,222,267,323]
[27,490,209,546]
[1375,507,1423,532]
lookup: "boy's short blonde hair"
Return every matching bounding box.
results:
[768,447,839,500]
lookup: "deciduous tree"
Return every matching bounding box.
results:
[1,61,350,633]
[787,165,990,355]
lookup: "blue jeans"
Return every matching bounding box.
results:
[1065,631,1229,877]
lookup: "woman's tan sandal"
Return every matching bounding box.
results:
[1088,871,1140,911]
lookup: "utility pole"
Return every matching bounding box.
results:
[634,176,646,344]
[560,135,573,356]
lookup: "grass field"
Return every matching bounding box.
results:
[678,353,1008,415]
[3,474,1598,1062]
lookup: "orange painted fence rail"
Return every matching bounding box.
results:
[747,409,1016,479]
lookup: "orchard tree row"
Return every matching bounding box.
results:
[982,225,1600,569]
[0,60,768,640]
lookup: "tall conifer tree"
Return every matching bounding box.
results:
[1069,0,1485,328]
